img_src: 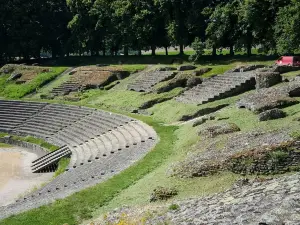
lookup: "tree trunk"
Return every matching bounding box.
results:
[230,45,234,56]
[138,49,142,56]
[247,42,252,57]
[179,43,184,55]
[124,46,129,56]
[103,47,106,56]
[151,45,156,56]
[51,46,57,59]
[165,47,168,56]
[212,45,217,58]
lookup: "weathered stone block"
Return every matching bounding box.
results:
[156,67,176,71]
[258,108,286,121]
[193,67,212,76]
[177,65,196,71]
[186,77,202,88]
[255,72,282,89]
[7,72,22,81]
[150,186,178,202]
[198,122,240,138]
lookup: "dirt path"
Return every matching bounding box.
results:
[0,147,53,206]
[0,152,21,190]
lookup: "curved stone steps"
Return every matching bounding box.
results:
[0,101,158,219]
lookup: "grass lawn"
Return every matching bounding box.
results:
[0,143,12,148]
[281,70,300,79]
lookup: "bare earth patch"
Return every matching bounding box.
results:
[0,147,53,206]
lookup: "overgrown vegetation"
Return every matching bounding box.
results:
[0,67,67,98]
[54,158,71,177]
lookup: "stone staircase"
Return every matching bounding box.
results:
[51,81,81,96]
[127,71,177,92]
[31,145,71,173]
[176,71,256,105]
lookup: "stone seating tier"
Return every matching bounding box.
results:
[176,71,256,104]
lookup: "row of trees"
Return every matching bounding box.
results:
[0,0,300,62]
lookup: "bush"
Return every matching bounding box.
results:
[150,186,178,202]
[189,38,205,62]
[168,204,180,211]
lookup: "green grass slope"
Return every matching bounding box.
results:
[0,67,67,98]
[1,58,296,225]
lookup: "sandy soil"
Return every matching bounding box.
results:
[0,147,53,206]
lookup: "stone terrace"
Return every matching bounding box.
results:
[127,70,177,92]
[176,71,257,105]
[0,100,157,219]
[51,66,128,96]
[237,81,300,112]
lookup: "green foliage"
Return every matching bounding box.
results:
[0,67,66,98]
[54,158,71,177]
[0,143,12,148]
[269,151,289,163]
[12,136,58,152]
[290,131,300,140]
[189,38,205,62]
[275,0,300,54]
[168,204,180,211]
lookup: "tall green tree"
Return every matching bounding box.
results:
[205,1,239,56]
[275,0,300,54]
[156,0,191,55]
[237,0,290,56]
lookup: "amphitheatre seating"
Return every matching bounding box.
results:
[127,71,177,92]
[176,71,257,105]
[0,100,157,219]
[0,100,47,132]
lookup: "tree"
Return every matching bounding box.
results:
[156,0,191,55]
[40,0,71,58]
[237,0,290,56]
[205,1,239,56]
[275,0,300,54]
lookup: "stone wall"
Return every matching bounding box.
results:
[227,141,300,175]
[255,71,282,89]
[275,66,300,73]
[0,137,48,157]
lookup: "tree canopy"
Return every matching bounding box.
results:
[1,0,300,63]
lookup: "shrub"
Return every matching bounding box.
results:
[168,204,180,211]
[189,38,205,62]
[150,186,178,202]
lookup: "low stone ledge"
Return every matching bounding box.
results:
[258,108,286,121]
